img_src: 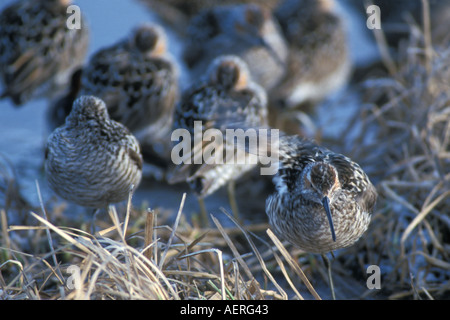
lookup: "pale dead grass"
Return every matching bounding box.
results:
[1,190,321,300]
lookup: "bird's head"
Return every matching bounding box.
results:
[303,162,341,242]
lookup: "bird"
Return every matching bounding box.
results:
[272,0,351,109]
[265,134,377,298]
[138,0,282,34]
[0,0,89,106]
[44,95,143,211]
[183,3,288,91]
[170,55,268,224]
[80,24,179,148]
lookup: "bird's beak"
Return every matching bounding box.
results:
[322,196,336,242]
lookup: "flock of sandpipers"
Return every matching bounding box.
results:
[0,0,378,299]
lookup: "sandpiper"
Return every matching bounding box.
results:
[170,55,268,223]
[139,0,282,34]
[273,0,351,108]
[183,3,288,91]
[45,95,143,209]
[80,24,179,138]
[0,0,89,106]
[266,134,377,298]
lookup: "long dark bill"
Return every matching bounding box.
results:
[322,196,336,242]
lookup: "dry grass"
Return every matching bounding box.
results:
[1,2,449,301]
[333,18,450,299]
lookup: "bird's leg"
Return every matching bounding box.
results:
[227,180,241,223]
[90,208,100,235]
[321,253,336,300]
[197,196,210,227]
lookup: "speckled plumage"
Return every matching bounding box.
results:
[273,0,351,108]
[0,0,89,106]
[80,24,178,137]
[183,4,288,91]
[45,95,143,208]
[266,135,377,253]
[171,55,268,197]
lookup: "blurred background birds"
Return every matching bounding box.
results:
[0,0,89,106]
